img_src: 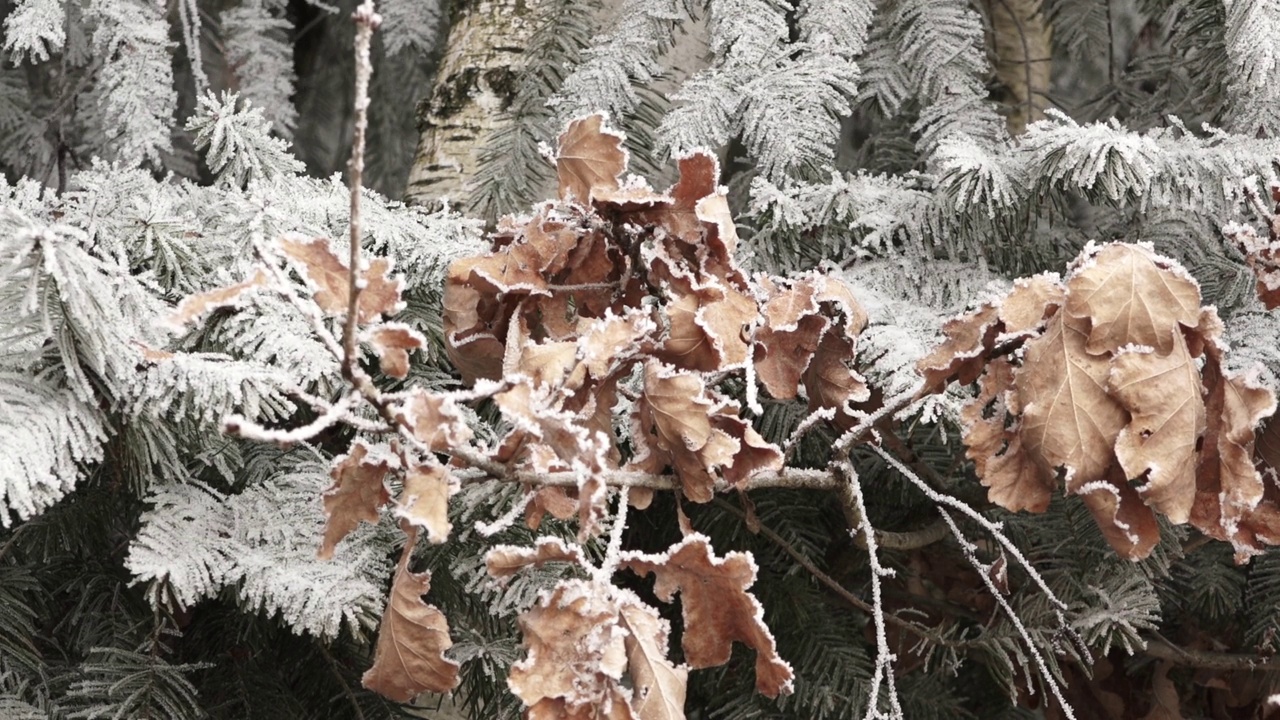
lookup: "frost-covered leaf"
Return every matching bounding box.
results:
[394,463,455,544]
[365,323,425,379]
[169,268,270,327]
[557,113,628,203]
[485,537,587,581]
[319,441,393,560]
[621,535,793,697]
[279,234,404,322]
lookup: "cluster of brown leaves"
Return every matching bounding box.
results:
[919,242,1279,560]
[445,113,869,523]
[487,534,792,719]
[173,114,861,710]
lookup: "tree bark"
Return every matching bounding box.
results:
[987,0,1052,135]
[403,0,546,207]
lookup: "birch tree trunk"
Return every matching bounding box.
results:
[403,0,546,207]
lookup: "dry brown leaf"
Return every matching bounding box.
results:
[279,235,402,322]
[395,463,455,544]
[394,390,474,453]
[319,441,392,560]
[1017,311,1127,489]
[1074,463,1162,560]
[169,267,270,327]
[712,414,783,489]
[485,537,587,580]
[632,362,735,503]
[509,580,631,715]
[557,113,627,203]
[961,358,1053,512]
[526,485,580,530]
[917,303,1002,395]
[618,602,688,720]
[657,276,756,372]
[1065,243,1201,356]
[366,323,425,379]
[1142,660,1184,720]
[801,331,870,416]
[362,527,460,701]
[1109,333,1206,524]
[621,535,794,698]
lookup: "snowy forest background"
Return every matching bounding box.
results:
[5,0,1280,718]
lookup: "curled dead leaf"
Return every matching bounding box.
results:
[362,527,460,701]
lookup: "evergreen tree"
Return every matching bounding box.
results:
[3,1,1280,718]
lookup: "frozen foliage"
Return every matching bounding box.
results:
[3,0,63,62]
[187,92,305,187]
[81,0,177,168]
[1223,0,1280,135]
[221,1,299,137]
[126,449,394,639]
[0,375,106,527]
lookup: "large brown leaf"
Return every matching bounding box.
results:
[557,113,627,203]
[1017,312,1126,488]
[362,528,460,701]
[1109,332,1206,524]
[621,535,793,698]
[1064,243,1201,356]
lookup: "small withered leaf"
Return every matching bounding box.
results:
[485,537,587,581]
[365,323,425,379]
[395,463,455,544]
[394,389,475,453]
[169,267,270,327]
[279,234,403,322]
[319,441,392,560]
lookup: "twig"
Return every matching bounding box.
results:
[318,642,367,720]
[1143,635,1280,672]
[836,460,902,720]
[342,1,380,384]
[711,497,968,650]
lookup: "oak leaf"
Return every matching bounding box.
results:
[394,463,455,544]
[365,323,425,379]
[961,358,1052,512]
[394,390,474,453]
[557,113,627,203]
[1109,333,1206,524]
[1017,311,1127,489]
[621,535,793,697]
[631,362,737,502]
[619,602,688,720]
[362,528,460,701]
[508,580,631,715]
[279,234,402,322]
[319,441,393,560]
[1064,243,1200,356]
